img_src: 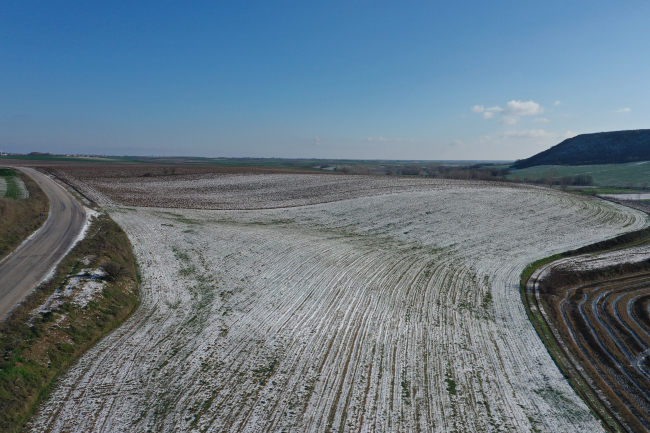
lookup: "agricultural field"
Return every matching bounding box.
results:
[0,168,29,199]
[530,244,650,432]
[41,164,459,209]
[508,161,650,187]
[24,169,649,432]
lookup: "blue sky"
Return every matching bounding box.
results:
[1,1,648,160]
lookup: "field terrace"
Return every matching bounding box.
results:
[532,243,650,432]
[27,167,648,432]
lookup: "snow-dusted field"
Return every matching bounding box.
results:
[52,170,496,209]
[27,181,648,432]
[600,193,650,200]
[559,244,650,271]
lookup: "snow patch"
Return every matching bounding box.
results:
[30,267,106,320]
[14,176,29,199]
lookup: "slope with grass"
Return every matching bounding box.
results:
[0,212,139,433]
[0,169,49,261]
[508,162,650,188]
[25,179,647,432]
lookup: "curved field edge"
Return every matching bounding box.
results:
[520,223,650,433]
[0,213,139,433]
[0,169,49,262]
[24,185,650,433]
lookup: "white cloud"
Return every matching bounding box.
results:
[554,101,561,106]
[563,131,578,139]
[473,100,543,125]
[497,101,543,125]
[502,100,544,117]
[500,116,519,125]
[479,135,492,143]
[503,129,553,139]
[472,100,544,125]
[614,107,631,113]
[366,137,403,142]
[314,137,322,145]
[532,117,549,123]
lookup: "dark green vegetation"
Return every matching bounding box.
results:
[512,129,650,169]
[0,170,49,261]
[521,224,650,433]
[0,169,26,200]
[0,213,139,433]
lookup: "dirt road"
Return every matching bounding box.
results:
[0,167,86,320]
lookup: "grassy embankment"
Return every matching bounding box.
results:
[520,225,650,433]
[0,169,49,262]
[0,212,139,433]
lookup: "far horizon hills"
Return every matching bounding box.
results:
[3,128,648,170]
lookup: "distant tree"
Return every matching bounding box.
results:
[354,166,370,175]
[544,168,558,188]
[424,163,440,176]
[573,174,593,186]
[559,176,571,190]
[401,165,422,176]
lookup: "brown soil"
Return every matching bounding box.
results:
[534,269,650,432]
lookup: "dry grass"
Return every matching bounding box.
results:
[0,170,49,261]
[0,213,139,433]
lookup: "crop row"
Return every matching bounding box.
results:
[45,165,545,210]
[534,258,650,432]
[27,182,647,432]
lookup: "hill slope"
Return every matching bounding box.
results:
[511,129,650,169]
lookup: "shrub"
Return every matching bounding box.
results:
[101,261,124,282]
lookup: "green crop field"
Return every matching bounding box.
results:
[508,161,650,187]
[0,169,26,199]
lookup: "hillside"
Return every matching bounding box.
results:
[511,129,650,169]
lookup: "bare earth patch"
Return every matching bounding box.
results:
[44,164,523,209]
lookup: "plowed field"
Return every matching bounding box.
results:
[26,176,648,432]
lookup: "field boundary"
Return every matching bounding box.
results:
[38,168,97,205]
[0,212,139,432]
[520,223,650,432]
